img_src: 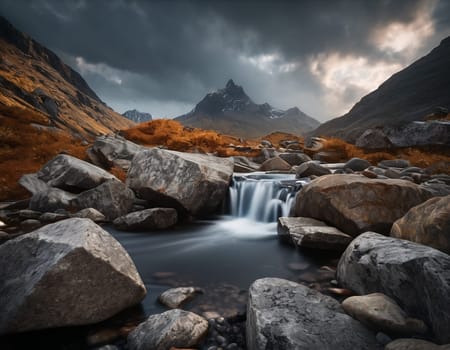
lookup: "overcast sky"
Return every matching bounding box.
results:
[1,0,450,121]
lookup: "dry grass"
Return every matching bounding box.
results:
[255,131,304,148]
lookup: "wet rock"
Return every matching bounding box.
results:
[259,157,292,171]
[127,309,208,350]
[391,195,450,254]
[385,339,450,350]
[246,277,380,350]
[295,160,331,178]
[278,216,352,252]
[294,174,432,236]
[0,218,146,334]
[278,152,312,166]
[39,212,68,222]
[18,209,42,220]
[70,180,135,221]
[337,232,450,343]
[342,293,427,335]
[72,208,106,222]
[29,188,76,213]
[159,287,203,309]
[37,154,118,192]
[127,149,233,216]
[344,157,371,171]
[20,219,41,230]
[113,208,178,231]
[378,159,410,169]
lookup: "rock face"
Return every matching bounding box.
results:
[70,180,135,221]
[0,218,146,334]
[342,293,427,335]
[259,157,292,171]
[337,232,450,343]
[158,287,203,309]
[37,154,117,192]
[127,149,233,216]
[246,278,380,350]
[277,216,352,251]
[295,174,432,236]
[113,208,178,231]
[391,195,450,254]
[122,109,153,123]
[127,309,208,350]
[295,160,331,178]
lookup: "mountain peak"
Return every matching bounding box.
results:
[226,79,236,89]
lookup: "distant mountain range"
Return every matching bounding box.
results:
[175,79,320,138]
[314,36,450,142]
[0,16,134,139]
[122,109,153,123]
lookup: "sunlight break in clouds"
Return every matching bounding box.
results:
[75,57,123,85]
[240,53,298,75]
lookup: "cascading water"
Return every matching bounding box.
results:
[228,173,306,222]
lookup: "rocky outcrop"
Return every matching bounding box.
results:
[337,232,450,343]
[158,287,203,309]
[391,195,450,254]
[70,180,135,221]
[342,293,427,335]
[127,309,208,350]
[259,157,292,171]
[0,218,146,334]
[277,216,352,251]
[295,160,331,178]
[37,154,117,192]
[247,278,380,350]
[127,149,233,216]
[295,174,432,236]
[113,208,178,231]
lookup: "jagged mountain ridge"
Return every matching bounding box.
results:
[0,16,134,140]
[175,79,320,138]
[122,109,153,123]
[313,36,450,142]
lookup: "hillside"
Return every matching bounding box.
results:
[175,79,320,138]
[0,16,134,140]
[314,37,450,142]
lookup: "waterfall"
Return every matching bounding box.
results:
[228,173,305,223]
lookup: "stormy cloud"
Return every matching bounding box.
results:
[1,0,449,121]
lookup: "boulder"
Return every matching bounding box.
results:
[113,208,178,231]
[420,181,450,197]
[20,219,41,230]
[0,218,146,334]
[342,293,427,335]
[295,160,331,178]
[158,287,203,309]
[278,152,312,166]
[246,278,380,350]
[232,156,260,173]
[385,339,450,350]
[337,232,450,343]
[70,180,135,221]
[29,187,76,212]
[259,157,292,171]
[391,195,450,254]
[344,157,371,171]
[127,149,233,216]
[127,309,208,350]
[294,174,432,236]
[72,208,106,222]
[277,216,352,252]
[19,173,48,195]
[355,129,393,149]
[37,154,117,192]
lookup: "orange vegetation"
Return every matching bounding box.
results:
[255,131,304,148]
[109,166,127,182]
[0,105,87,201]
[121,119,261,157]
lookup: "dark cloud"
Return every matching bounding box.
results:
[1,0,449,120]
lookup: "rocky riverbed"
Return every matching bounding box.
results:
[1,134,450,349]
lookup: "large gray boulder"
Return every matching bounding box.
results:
[70,180,135,221]
[391,195,450,254]
[277,216,352,251]
[246,278,380,350]
[278,152,312,166]
[127,149,234,216]
[19,173,48,195]
[37,154,117,192]
[113,208,178,231]
[0,218,146,334]
[29,187,76,212]
[295,160,331,178]
[337,232,450,344]
[127,309,208,350]
[294,174,432,236]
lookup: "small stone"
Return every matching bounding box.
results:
[375,332,392,346]
[73,208,106,222]
[20,219,41,230]
[378,159,410,169]
[344,158,371,171]
[159,287,203,309]
[362,169,378,179]
[18,209,42,220]
[39,212,68,223]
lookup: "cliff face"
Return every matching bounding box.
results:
[0,16,134,140]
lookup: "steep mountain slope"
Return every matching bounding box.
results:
[175,79,319,138]
[0,16,134,140]
[123,109,153,123]
[314,37,450,142]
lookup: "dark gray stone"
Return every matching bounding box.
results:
[344,157,371,171]
[113,208,178,231]
[295,161,331,178]
[29,188,76,213]
[278,152,312,166]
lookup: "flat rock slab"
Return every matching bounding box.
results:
[158,287,203,309]
[337,232,450,344]
[342,293,427,335]
[246,277,381,350]
[127,309,208,350]
[113,208,178,231]
[0,218,146,334]
[278,216,352,251]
